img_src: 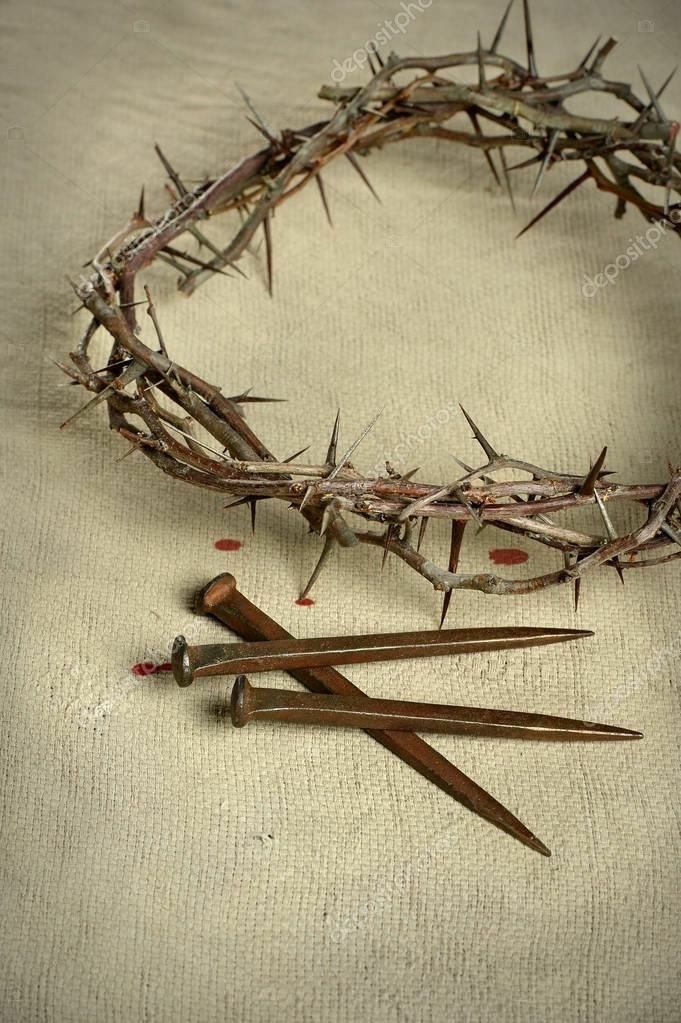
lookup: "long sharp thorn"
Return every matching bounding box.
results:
[574,575,582,612]
[382,524,396,569]
[157,251,192,277]
[516,170,591,239]
[522,0,538,78]
[631,66,677,133]
[325,409,341,467]
[580,446,607,498]
[327,409,383,480]
[490,0,514,55]
[454,486,483,527]
[154,143,188,196]
[468,110,501,187]
[579,36,601,69]
[284,445,310,463]
[315,173,333,227]
[531,130,559,198]
[137,185,146,220]
[263,212,273,296]
[638,66,667,123]
[595,489,624,583]
[417,516,429,553]
[299,485,315,512]
[439,520,466,629]
[235,82,276,141]
[162,246,233,278]
[399,467,420,482]
[345,152,381,202]
[459,405,498,460]
[499,148,517,213]
[300,534,336,599]
[144,284,168,357]
[245,116,277,145]
[476,32,486,90]
[248,498,258,534]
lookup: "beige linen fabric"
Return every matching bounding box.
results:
[1,1,680,1020]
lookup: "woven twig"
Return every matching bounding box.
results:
[62,1,681,617]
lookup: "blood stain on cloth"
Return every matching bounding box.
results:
[214,538,242,552]
[488,548,529,566]
[131,662,172,676]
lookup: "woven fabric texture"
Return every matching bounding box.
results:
[1,1,679,1020]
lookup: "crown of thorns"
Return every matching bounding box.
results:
[61,1,681,620]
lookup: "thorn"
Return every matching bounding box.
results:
[315,173,333,227]
[248,498,258,534]
[227,389,286,405]
[499,148,516,213]
[399,467,420,482]
[157,251,192,277]
[439,521,466,629]
[144,284,168,357]
[299,485,315,512]
[476,31,486,90]
[579,36,601,70]
[459,405,498,460]
[417,516,429,553]
[490,0,514,55]
[154,143,188,196]
[382,524,397,569]
[522,0,537,78]
[594,488,624,583]
[345,152,381,202]
[631,66,677,133]
[137,185,146,220]
[327,409,383,480]
[516,170,591,239]
[162,245,233,278]
[454,486,483,527]
[325,409,341,467]
[245,115,278,145]
[574,574,582,612]
[284,445,310,463]
[531,130,559,198]
[638,66,667,123]
[468,110,501,186]
[263,212,273,296]
[235,82,277,142]
[300,534,336,599]
[579,446,608,498]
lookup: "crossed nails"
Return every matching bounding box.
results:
[181,573,641,857]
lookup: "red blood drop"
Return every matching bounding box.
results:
[295,597,315,606]
[489,548,529,566]
[131,661,173,676]
[214,538,242,552]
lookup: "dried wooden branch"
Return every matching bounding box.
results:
[62,2,681,615]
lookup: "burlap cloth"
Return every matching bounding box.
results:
[1,1,679,1019]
